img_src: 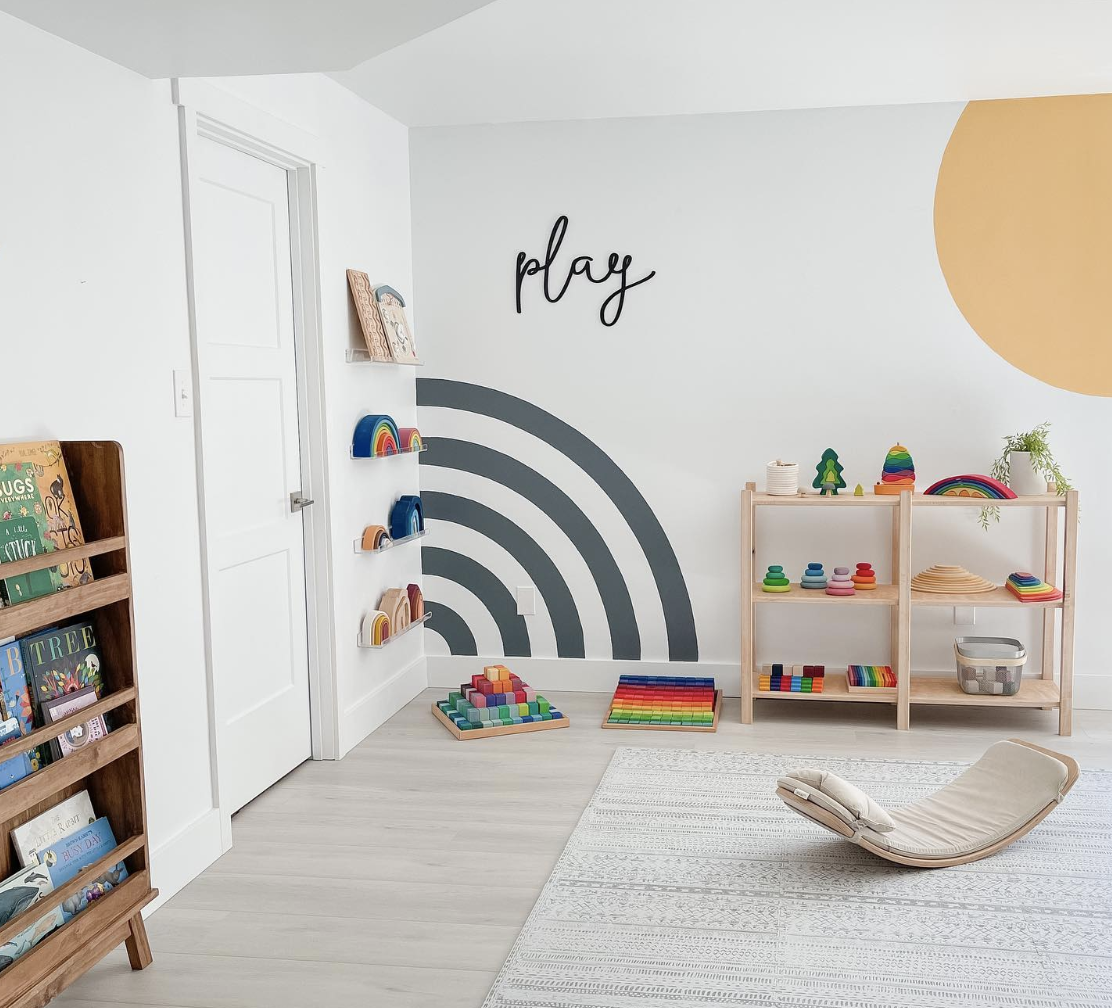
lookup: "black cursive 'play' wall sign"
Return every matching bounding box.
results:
[515,216,656,327]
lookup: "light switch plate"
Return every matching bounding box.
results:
[953,606,976,626]
[173,369,193,418]
[516,585,536,615]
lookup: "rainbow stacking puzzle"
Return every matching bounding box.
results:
[874,443,916,495]
[602,675,720,731]
[1005,571,1063,603]
[431,664,569,739]
[759,664,825,693]
[846,664,897,695]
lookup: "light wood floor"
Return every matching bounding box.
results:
[57,689,1112,1008]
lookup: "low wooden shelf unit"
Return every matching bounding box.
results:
[740,483,1077,734]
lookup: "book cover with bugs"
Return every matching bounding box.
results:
[0,441,93,605]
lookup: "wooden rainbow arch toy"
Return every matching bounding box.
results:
[923,474,1017,499]
[398,427,423,452]
[361,610,391,645]
[352,414,401,457]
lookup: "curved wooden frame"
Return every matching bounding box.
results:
[776,739,1080,868]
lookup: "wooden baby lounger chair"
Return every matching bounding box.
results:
[776,739,1079,867]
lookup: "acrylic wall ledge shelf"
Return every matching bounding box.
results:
[350,444,428,460]
[357,612,431,648]
[345,348,423,365]
[352,529,426,554]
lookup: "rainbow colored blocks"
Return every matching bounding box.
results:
[431,666,568,739]
[1005,572,1063,603]
[602,675,719,731]
[758,663,825,693]
[846,664,896,691]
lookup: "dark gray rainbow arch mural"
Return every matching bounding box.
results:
[417,378,698,662]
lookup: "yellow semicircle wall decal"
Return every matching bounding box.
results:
[935,94,1112,397]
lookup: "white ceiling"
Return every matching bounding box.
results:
[0,0,496,77]
[332,0,1112,126]
[5,0,1112,124]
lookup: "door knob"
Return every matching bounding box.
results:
[290,492,315,512]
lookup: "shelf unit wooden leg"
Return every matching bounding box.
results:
[740,484,755,724]
[1058,490,1078,736]
[124,912,153,971]
[1040,503,1059,709]
[895,492,912,730]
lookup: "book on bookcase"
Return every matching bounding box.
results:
[0,440,93,606]
[19,620,106,761]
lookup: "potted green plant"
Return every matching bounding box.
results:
[980,422,1072,528]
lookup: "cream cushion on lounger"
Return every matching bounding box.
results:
[777,767,896,832]
[779,740,1072,861]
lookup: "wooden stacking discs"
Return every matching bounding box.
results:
[910,564,995,593]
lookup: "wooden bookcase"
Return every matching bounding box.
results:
[0,442,156,1008]
[740,482,1078,735]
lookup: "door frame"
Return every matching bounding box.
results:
[173,79,339,846]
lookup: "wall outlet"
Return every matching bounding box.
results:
[173,369,193,418]
[953,606,976,626]
[516,585,536,615]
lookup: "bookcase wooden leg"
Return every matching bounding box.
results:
[125,913,153,970]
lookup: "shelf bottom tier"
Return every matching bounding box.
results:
[2,871,156,1008]
[751,675,1060,708]
[752,676,895,704]
[910,675,1060,708]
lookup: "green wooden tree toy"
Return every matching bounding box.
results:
[813,448,846,495]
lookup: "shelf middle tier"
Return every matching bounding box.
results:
[752,583,897,605]
[752,583,1063,609]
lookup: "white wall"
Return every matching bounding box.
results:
[409,106,1112,709]
[0,12,419,910]
[0,12,219,901]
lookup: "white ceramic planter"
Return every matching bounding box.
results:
[1008,451,1047,495]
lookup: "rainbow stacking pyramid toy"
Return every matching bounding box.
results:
[874,443,915,495]
[603,675,719,731]
[1005,572,1063,603]
[432,664,569,739]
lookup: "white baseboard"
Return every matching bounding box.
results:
[427,656,1112,711]
[1075,673,1112,711]
[147,807,224,914]
[427,655,738,695]
[340,656,428,756]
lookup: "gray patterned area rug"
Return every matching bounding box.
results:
[483,746,1112,1008]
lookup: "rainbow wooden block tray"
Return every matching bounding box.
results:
[600,674,722,733]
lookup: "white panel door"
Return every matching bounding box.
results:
[191,136,312,813]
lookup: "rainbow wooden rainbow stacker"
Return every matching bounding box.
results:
[1006,571,1063,602]
[431,664,569,739]
[602,675,720,731]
